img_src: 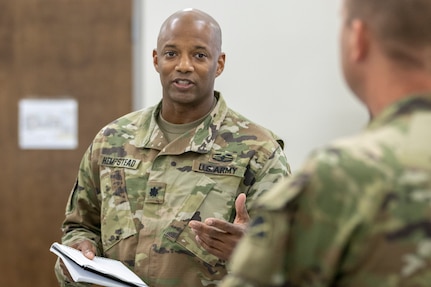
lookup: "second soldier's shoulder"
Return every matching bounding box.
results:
[255,131,390,211]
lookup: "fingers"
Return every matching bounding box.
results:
[205,218,244,235]
[189,219,246,260]
[83,249,96,259]
[191,222,234,260]
[189,218,242,237]
[189,220,222,239]
[71,240,96,260]
[194,233,229,260]
[189,220,232,243]
[187,194,250,260]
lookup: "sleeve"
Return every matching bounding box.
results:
[54,144,103,286]
[220,147,372,286]
[61,143,102,248]
[219,173,304,287]
[245,140,291,219]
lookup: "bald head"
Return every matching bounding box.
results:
[157,9,222,53]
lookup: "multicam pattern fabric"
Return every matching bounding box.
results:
[220,94,431,287]
[54,92,290,287]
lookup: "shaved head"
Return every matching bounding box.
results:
[157,8,222,53]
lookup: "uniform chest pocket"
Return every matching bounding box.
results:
[162,175,233,266]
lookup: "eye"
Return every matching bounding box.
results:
[164,51,176,58]
[195,53,207,59]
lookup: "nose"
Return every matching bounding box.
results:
[175,55,194,73]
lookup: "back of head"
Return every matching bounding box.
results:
[345,0,431,68]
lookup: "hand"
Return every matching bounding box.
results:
[58,239,96,281]
[188,193,250,260]
[71,239,97,259]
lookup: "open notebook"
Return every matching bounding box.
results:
[50,242,148,287]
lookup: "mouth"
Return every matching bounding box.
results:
[173,79,194,89]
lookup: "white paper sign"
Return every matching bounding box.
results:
[19,98,78,149]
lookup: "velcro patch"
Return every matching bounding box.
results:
[145,182,166,204]
[192,160,245,177]
[99,155,141,169]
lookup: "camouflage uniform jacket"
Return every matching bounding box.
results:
[220,94,431,287]
[55,92,290,287]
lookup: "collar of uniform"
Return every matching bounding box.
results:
[133,91,228,154]
[368,93,431,130]
[132,104,165,150]
[184,91,228,153]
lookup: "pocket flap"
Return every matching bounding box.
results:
[163,175,221,266]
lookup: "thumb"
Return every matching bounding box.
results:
[234,193,250,225]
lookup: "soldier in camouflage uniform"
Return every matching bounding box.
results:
[54,8,290,287]
[219,0,431,286]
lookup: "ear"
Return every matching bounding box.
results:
[350,19,369,62]
[152,49,159,72]
[215,53,226,77]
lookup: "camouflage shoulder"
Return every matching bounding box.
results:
[98,106,156,135]
[225,108,286,149]
[254,139,366,212]
[90,105,157,148]
[267,129,285,150]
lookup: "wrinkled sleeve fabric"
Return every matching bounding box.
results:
[54,142,102,286]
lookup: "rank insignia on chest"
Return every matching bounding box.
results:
[145,181,166,204]
[149,187,159,197]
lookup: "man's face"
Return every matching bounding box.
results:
[153,16,225,107]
